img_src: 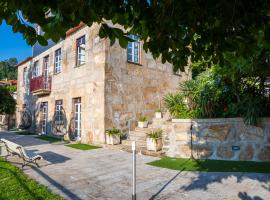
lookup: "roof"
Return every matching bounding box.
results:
[0,80,17,85]
[66,22,86,37]
[16,57,32,67]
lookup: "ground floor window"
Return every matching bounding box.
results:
[72,98,81,139]
[41,102,48,134]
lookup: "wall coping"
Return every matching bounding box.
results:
[171,117,270,124]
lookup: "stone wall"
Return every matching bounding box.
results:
[105,40,190,132]
[17,24,107,144]
[159,118,270,161]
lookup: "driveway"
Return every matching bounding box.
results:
[1,131,270,200]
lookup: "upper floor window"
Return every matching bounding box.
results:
[43,56,49,76]
[23,67,27,85]
[32,61,39,78]
[127,34,140,64]
[76,36,86,66]
[54,48,62,74]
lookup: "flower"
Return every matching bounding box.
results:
[223,107,228,112]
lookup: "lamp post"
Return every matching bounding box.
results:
[132,141,136,200]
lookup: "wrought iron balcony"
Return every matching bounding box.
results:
[30,75,51,95]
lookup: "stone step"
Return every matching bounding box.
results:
[134,127,156,133]
[121,139,146,147]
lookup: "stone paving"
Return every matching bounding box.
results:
[1,131,270,200]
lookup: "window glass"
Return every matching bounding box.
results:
[54,48,62,73]
[127,34,140,64]
[32,61,39,78]
[76,36,86,66]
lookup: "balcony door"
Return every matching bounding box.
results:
[41,102,48,134]
[43,56,49,89]
[73,98,81,140]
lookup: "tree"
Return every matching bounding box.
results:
[0,58,18,80]
[0,86,16,114]
[1,1,270,71]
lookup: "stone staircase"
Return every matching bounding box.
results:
[120,117,168,156]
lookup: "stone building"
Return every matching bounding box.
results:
[16,23,190,144]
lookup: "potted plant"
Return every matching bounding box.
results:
[106,127,121,145]
[138,116,148,128]
[155,108,162,119]
[146,129,163,151]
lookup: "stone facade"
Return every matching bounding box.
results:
[16,24,189,144]
[156,118,270,161]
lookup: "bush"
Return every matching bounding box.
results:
[105,127,121,136]
[138,116,147,122]
[147,129,162,140]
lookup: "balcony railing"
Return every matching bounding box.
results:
[30,75,51,95]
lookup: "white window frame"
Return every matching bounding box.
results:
[54,48,62,74]
[32,61,39,78]
[76,36,86,66]
[127,34,140,64]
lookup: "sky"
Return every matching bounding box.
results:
[0,20,32,62]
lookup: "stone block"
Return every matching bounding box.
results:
[201,124,231,142]
[217,144,234,159]
[239,144,254,161]
[258,146,270,161]
[241,126,264,141]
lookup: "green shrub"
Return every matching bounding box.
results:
[155,108,161,112]
[138,116,147,122]
[147,129,162,141]
[105,127,121,136]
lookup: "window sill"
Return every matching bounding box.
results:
[74,63,86,68]
[127,61,142,66]
[54,72,61,75]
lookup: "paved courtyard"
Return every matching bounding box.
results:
[0,131,270,200]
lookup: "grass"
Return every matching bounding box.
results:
[0,158,62,200]
[147,157,270,173]
[65,143,101,150]
[35,135,62,143]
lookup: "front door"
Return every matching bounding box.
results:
[43,56,49,89]
[73,98,81,140]
[41,102,48,134]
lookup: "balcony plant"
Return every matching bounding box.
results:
[138,116,148,128]
[106,127,121,145]
[155,108,162,119]
[146,129,163,151]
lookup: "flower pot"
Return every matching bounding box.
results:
[155,112,162,119]
[138,121,148,128]
[106,134,120,145]
[146,138,162,151]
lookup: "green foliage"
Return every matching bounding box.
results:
[0,58,17,80]
[0,158,63,199]
[147,129,162,140]
[5,85,16,92]
[2,1,270,72]
[155,108,161,112]
[65,143,101,150]
[147,157,270,173]
[138,116,147,122]
[164,63,270,125]
[105,127,121,136]
[0,86,16,114]
[164,93,194,119]
[36,135,61,143]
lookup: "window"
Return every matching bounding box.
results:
[73,98,81,139]
[41,102,48,134]
[127,34,140,64]
[32,61,39,78]
[54,48,62,74]
[23,67,27,85]
[76,36,86,66]
[55,100,63,123]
